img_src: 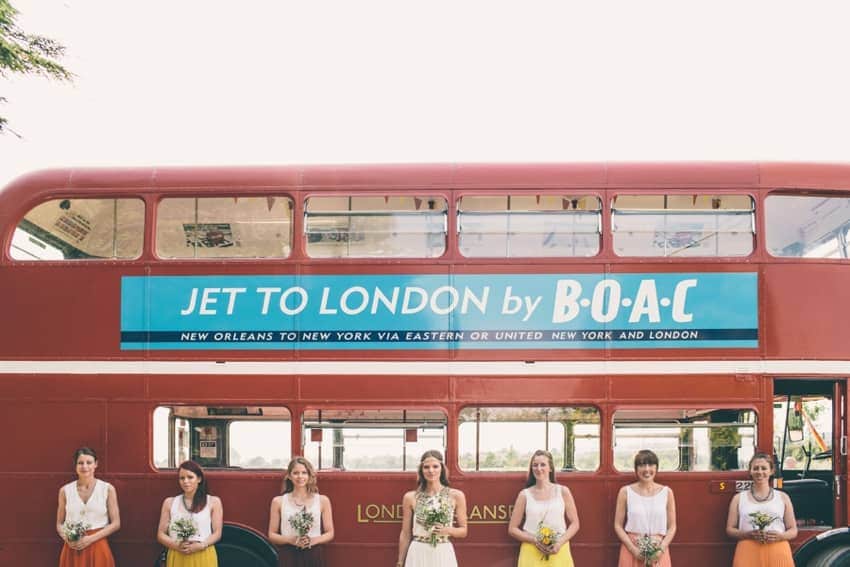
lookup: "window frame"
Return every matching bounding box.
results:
[303,193,449,260]
[457,404,601,474]
[456,194,603,259]
[10,196,146,262]
[611,406,759,473]
[764,192,850,260]
[152,404,293,470]
[153,193,295,261]
[610,193,756,259]
[300,406,448,472]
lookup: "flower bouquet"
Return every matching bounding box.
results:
[749,510,778,542]
[170,517,199,542]
[636,534,663,567]
[422,495,453,547]
[535,522,562,561]
[288,505,315,549]
[749,510,777,531]
[62,520,90,542]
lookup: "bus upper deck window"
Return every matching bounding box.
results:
[612,194,754,258]
[766,194,850,258]
[304,196,447,259]
[11,198,144,260]
[458,195,601,258]
[156,196,293,259]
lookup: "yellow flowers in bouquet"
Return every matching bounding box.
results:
[535,522,562,561]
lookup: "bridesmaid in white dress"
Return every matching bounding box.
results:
[397,451,468,567]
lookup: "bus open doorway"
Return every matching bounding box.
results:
[773,379,850,565]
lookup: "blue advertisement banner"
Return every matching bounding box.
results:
[120,273,758,350]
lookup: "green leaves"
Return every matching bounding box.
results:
[0,0,72,132]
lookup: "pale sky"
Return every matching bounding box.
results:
[2,0,850,189]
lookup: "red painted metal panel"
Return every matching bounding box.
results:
[0,400,107,471]
[454,376,605,403]
[147,374,298,400]
[763,264,850,359]
[0,373,145,399]
[610,374,760,401]
[299,375,450,402]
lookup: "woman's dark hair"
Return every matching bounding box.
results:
[525,449,556,487]
[73,446,98,467]
[634,449,659,470]
[178,460,209,513]
[282,457,318,495]
[417,450,449,491]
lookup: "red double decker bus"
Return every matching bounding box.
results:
[2,163,850,566]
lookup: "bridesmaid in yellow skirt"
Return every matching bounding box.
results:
[726,453,797,567]
[508,450,580,567]
[157,460,223,567]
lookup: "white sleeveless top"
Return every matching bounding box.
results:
[737,489,787,532]
[63,479,111,529]
[280,493,322,538]
[522,485,567,534]
[169,494,213,542]
[624,485,669,535]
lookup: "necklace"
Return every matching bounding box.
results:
[291,492,311,507]
[750,487,773,502]
[182,495,195,513]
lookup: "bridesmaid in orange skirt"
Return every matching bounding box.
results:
[56,447,121,567]
[726,453,797,567]
[613,450,676,567]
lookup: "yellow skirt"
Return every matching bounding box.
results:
[166,546,218,567]
[518,541,574,567]
[732,540,793,567]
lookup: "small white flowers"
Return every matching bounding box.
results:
[62,520,90,542]
[170,517,199,541]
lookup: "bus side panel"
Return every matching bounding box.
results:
[763,264,850,360]
[0,266,145,359]
[0,397,109,472]
[455,375,606,403]
[610,374,760,401]
[147,374,298,401]
[299,374,451,402]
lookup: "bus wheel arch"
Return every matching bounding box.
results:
[794,529,850,566]
[215,522,278,567]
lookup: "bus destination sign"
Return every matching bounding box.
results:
[119,272,758,350]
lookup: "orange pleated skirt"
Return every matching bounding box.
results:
[59,529,115,567]
[617,534,672,567]
[732,540,794,567]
